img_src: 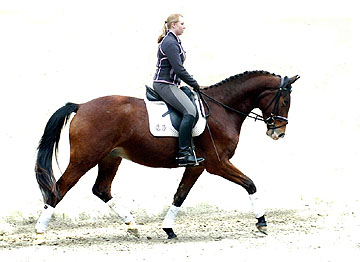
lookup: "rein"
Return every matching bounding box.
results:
[198,90,265,121]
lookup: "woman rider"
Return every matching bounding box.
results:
[153,14,205,166]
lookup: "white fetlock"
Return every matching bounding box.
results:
[35,204,55,234]
[249,192,265,218]
[107,198,135,224]
[162,205,180,229]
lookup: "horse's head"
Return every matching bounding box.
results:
[258,75,300,140]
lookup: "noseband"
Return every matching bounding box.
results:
[197,76,292,130]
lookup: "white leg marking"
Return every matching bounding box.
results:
[249,192,265,218]
[108,198,135,224]
[162,205,180,228]
[35,204,55,233]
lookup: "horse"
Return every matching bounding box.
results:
[35,70,299,240]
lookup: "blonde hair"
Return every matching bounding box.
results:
[157,14,183,43]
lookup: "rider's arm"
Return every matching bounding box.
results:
[163,43,200,89]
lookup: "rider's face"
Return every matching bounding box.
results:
[171,16,185,36]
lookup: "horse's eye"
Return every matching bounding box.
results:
[282,99,290,106]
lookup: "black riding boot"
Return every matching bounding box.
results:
[177,115,205,166]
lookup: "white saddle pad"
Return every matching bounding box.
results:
[144,92,206,137]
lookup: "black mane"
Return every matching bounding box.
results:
[205,70,279,89]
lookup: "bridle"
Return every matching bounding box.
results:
[261,76,292,130]
[197,76,292,131]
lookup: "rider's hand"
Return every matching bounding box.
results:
[192,85,200,92]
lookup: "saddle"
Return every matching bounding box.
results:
[144,86,206,137]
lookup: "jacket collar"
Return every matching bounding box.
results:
[168,30,181,43]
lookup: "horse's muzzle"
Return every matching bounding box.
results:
[266,128,286,140]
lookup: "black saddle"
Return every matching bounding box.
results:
[145,85,199,131]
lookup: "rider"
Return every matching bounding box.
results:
[153,14,205,166]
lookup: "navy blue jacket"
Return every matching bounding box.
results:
[153,31,199,89]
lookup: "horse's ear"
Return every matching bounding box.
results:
[289,75,300,84]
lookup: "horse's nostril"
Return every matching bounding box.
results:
[278,133,285,138]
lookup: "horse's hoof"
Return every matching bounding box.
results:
[127,228,140,238]
[35,232,46,245]
[256,215,267,235]
[163,228,177,239]
[126,222,140,238]
[256,224,268,235]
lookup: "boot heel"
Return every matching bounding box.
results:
[176,148,204,167]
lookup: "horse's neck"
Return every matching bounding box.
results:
[204,75,275,129]
[207,77,267,113]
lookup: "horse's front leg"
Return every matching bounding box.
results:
[162,166,205,239]
[207,160,267,234]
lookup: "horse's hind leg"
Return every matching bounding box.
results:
[93,153,138,236]
[92,153,122,203]
[162,166,205,239]
[35,160,96,237]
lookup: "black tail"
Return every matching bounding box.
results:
[35,102,79,206]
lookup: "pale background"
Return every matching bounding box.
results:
[0,0,356,220]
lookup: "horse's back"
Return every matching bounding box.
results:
[75,95,144,120]
[80,95,143,111]
[69,95,147,144]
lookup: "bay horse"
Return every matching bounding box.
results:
[35,70,299,240]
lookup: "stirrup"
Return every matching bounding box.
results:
[176,148,205,167]
[177,156,204,166]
